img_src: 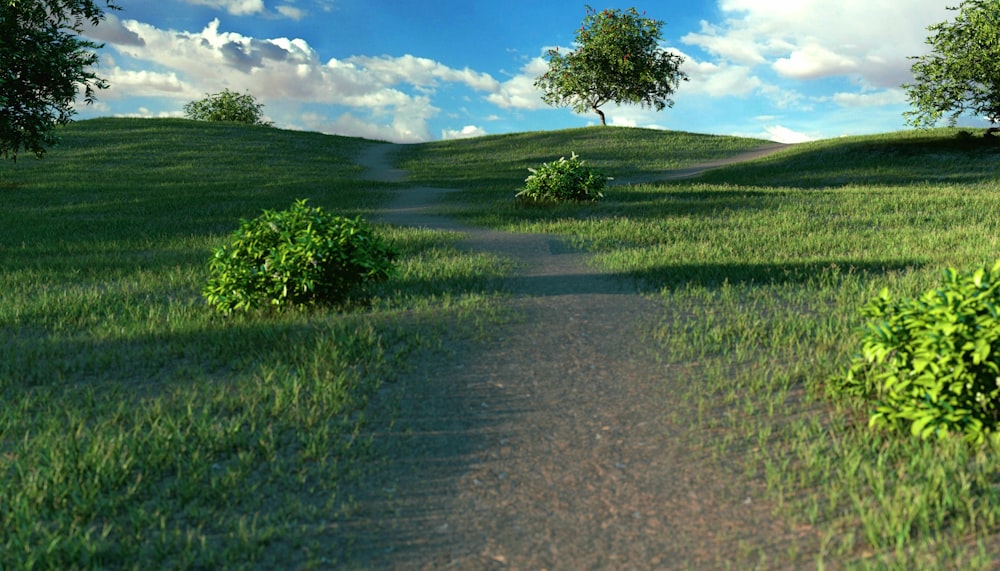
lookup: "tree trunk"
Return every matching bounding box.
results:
[593,105,606,126]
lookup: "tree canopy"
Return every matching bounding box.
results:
[903,0,1000,130]
[0,0,117,161]
[534,6,687,126]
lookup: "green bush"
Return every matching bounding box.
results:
[515,152,608,203]
[183,89,272,126]
[833,260,1000,443]
[203,199,396,313]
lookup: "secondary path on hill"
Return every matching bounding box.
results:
[341,143,816,569]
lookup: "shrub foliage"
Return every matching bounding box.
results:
[183,89,272,126]
[833,260,1000,443]
[204,199,395,313]
[515,153,608,203]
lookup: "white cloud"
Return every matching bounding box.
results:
[763,125,816,144]
[95,18,505,142]
[757,84,808,110]
[442,125,487,140]
[328,112,431,144]
[80,13,144,46]
[486,56,550,110]
[183,0,265,16]
[347,54,500,92]
[116,107,186,119]
[680,55,762,97]
[102,68,188,98]
[682,21,770,65]
[773,44,858,79]
[276,5,305,20]
[831,89,906,108]
[609,116,638,128]
[689,0,953,88]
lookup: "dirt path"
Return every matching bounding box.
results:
[338,143,816,569]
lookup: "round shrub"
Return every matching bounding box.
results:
[183,89,272,126]
[515,152,609,203]
[203,199,396,313]
[832,259,1000,443]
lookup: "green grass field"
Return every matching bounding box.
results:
[3,118,1000,568]
[0,118,513,568]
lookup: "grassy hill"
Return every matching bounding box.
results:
[3,118,1000,568]
[0,118,514,568]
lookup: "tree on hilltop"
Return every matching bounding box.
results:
[0,0,118,161]
[903,0,1000,132]
[534,5,687,126]
[183,89,272,126]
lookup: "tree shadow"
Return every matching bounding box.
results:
[621,259,924,291]
[2,317,332,394]
[694,132,1000,189]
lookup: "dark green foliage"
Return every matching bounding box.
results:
[204,199,396,313]
[0,0,117,160]
[834,260,1000,443]
[183,89,272,126]
[515,153,608,203]
[903,0,1000,129]
[534,6,686,125]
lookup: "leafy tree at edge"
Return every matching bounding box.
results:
[0,0,118,161]
[903,0,1000,132]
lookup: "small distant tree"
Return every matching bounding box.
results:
[183,89,272,126]
[534,5,687,126]
[0,0,119,161]
[903,0,1000,131]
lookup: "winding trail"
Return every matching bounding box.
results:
[339,143,816,569]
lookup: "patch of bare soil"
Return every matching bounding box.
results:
[332,143,820,569]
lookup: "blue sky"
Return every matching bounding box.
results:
[77,1,975,143]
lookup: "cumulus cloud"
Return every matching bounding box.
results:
[486,56,551,110]
[679,55,762,97]
[347,54,500,92]
[763,125,816,144]
[94,18,504,142]
[276,5,305,20]
[687,0,952,88]
[327,112,432,144]
[832,89,906,108]
[773,44,858,79]
[102,68,188,98]
[80,13,145,46]
[682,21,771,65]
[115,107,186,119]
[442,125,488,140]
[183,0,265,16]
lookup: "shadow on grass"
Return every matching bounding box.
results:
[1,317,331,393]
[697,133,1000,189]
[399,127,772,191]
[623,259,924,291]
[445,188,780,230]
[383,253,925,299]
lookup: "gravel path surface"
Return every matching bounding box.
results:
[336,143,819,570]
